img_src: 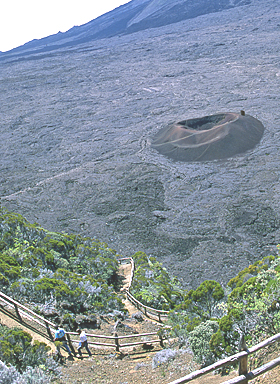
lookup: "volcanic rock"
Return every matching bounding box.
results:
[0,0,279,288]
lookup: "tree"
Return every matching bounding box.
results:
[186,280,225,319]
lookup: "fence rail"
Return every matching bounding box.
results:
[119,258,280,383]
[0,288,164,354]
[126,290,169,322]
[167,332,280,384]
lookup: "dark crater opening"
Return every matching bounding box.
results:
[178,113,228,131]
[151,112,264,162]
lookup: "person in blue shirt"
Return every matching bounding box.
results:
[54,324,73,357]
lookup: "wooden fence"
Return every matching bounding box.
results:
[69,330,165,352]
[126,290,169,322]
[117,257,169,322]
[118,258,280,383]
[0,289,165,354]
[167,332,280,384]
[0,290,55,341]
[1,258,280,381]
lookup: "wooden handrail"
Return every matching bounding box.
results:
[114,332,158,339]
[0,289,165,351]
[221,356,280,383]
[0,257,166,352]
[167,333,280,384]
[120,254,280,383]
[0,291,56,328]
[119,339,161,347]
[3,257,280,382]
[66,330,158,340]
[126,291,169,315]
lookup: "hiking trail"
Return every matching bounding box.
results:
[118,261,139,316]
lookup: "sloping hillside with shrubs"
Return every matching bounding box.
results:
[1,206,280,383]
[0,323,60,383]
[0,207,125,328]
[129,251,184,310]
[130,249,280,369]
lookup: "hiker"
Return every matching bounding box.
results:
[77,328,92,357]
[54,324,73,357]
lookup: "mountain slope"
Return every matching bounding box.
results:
[126,0,250,31]
[1,0,279,289]
[0,0,250,59]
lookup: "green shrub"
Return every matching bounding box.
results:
[185,280,224,320]
[0,324,60,382]
[130,251,184,310]
[188,320,219,366]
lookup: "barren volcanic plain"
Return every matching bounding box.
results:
[1,0,280,288]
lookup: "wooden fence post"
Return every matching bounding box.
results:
[45,321,53,340]
[159,334,164,348]
[14,303,22,322]
[239,333,248,384]
[114,332,120,352]
[66,333,76,356]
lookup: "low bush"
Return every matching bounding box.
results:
[0,324,60,383]
[152,348,178,368]
[188,320,219,366]
[0,362,52,384]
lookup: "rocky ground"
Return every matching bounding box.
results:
[1,0,280,289]
[56,346,225,384]
[54,343,280,384]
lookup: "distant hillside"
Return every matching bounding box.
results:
[0,0,250,59]
[1,0,279,289]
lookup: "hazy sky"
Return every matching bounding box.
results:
[0,0,131,52]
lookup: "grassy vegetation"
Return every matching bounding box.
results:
[129,251,184,310]
[0,324,60,383]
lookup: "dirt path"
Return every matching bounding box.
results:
[118,262,139,316]
[1,296,277,384]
